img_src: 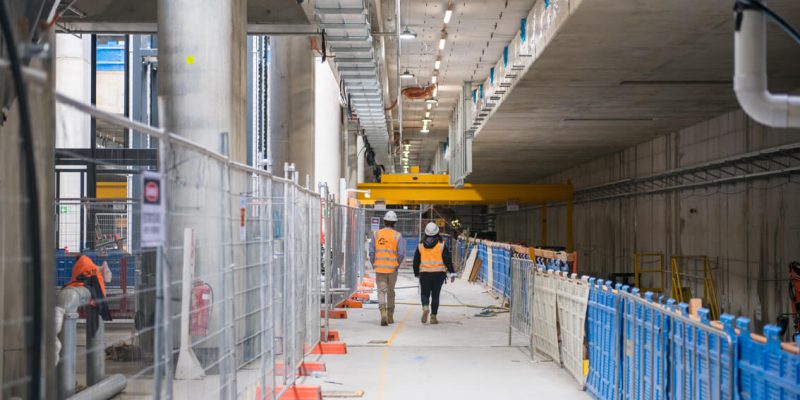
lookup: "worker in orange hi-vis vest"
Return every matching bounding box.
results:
[369,211,405,326]
[413,222,455,325]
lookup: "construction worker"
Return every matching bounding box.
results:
[413,222,456,324]
[369,211,405,326]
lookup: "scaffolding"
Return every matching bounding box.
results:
[633,252,665,294]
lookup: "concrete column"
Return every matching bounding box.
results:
[268,36,315,179]
[157,0,247,160]
[156,0,247,373]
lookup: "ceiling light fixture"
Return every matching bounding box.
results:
[425,97,438,105]
[400,69,414,79]
[433,86,438,97]
[420,127,430,134]
[443,8,453,24]
[431,76,438,84]
[434,59,441,70]
[422,118,432,124]
[439,31,447,50]
[400,26,417,40]
[426,103,432,110]
[425,111,430,118]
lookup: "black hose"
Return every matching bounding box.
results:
[0,1,43,398]
[735,0,800,44]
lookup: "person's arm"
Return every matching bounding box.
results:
[396,235,406,265]
[442,243,454,274]
[413,248,420,277]
[369,233,375,266]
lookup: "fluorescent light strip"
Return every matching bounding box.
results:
[443,9,453,24]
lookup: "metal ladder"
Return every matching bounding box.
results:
[670,255,720,319]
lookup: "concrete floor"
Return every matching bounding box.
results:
[302,270,590,400]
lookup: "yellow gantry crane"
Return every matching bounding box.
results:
[356,173,575,251]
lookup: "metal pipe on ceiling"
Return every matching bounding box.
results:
[396,0,402,156]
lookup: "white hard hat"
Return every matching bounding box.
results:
[384,211,398,222]
[424,222,439,236]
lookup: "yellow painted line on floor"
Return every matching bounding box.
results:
[378,308,411,400]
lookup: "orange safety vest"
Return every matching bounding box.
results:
[67,255,107,297]
[418,242,446,273]
[373,228,400,273]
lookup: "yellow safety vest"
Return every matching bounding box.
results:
[418,242,446,273]
[373,228,400,273]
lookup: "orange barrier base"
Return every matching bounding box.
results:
[310,342,347,355]
[336,299,363,309]
[351,292,370,301]
[273,385,322,400]
[274,362,327,377]
[321,310,348,319]
[321,329,340,341]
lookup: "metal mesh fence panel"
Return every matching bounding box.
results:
[45,97,339,399]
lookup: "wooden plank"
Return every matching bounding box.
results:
[322,390,365,398]
[460,246,478,282]
[469,258,482,282]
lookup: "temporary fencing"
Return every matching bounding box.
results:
[322,194,366,337]
[556,272,590,388]
[456,236,800,400]
[43,92,368,399]
[532,267,562,364]
[508,257,534,349]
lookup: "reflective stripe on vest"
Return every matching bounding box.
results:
[418,242,446,273]
[373,228,400,270]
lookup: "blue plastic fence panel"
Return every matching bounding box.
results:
[737,317,800,400]
[55,250,136,288]
[503,249,512,298]
[405,237,419,266]
[586,279,623,400]
[478,244,487,282]
[621,289,669,400]
[670,304,736,400]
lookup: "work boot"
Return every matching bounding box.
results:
[380,309,388,326]
[387,308,395,324]
[421,306,430,324]
[430,314,438,325]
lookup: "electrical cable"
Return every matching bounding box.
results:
[0,1,43,398]
[734,0,800,44]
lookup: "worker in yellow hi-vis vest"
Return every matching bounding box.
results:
[369,211,406,326]
[413,222,455,325]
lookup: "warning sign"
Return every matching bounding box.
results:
[370,217,381,232]
[141,171,165,248]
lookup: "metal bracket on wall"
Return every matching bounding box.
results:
[574,142,800,203]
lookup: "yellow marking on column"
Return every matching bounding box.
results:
[186,55,196,65]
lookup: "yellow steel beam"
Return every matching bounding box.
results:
[379,173,450,184]
[356,182,573,205]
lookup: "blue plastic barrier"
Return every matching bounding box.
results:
[55,250,136,288]
[586,279,623,400]
[737,317,800,400]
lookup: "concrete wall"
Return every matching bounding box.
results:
[0,57,56,398]
[495,109,800,330]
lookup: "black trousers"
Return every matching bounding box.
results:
[419,272,446,315]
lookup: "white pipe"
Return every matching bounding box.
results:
[734,9,800,128]
[66,374,127,400]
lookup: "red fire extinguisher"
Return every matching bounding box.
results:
[189,280,213,337]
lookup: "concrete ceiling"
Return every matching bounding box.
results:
[57,0,309,31]
[467,0,800,183]
[381,0,534,172]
